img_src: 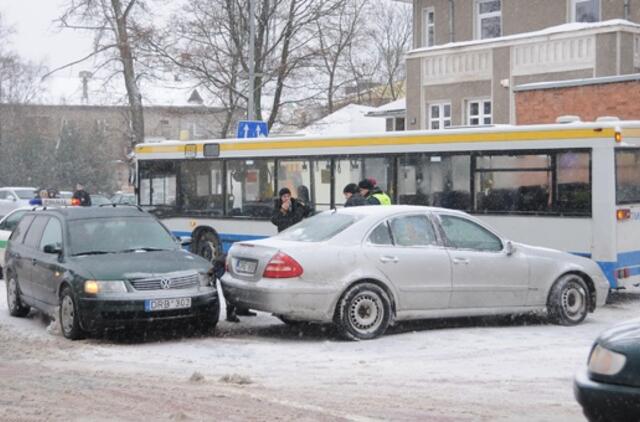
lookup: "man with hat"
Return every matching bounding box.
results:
[358,178,392,206]
[271,187,307,232]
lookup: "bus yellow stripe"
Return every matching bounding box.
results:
[135,128,616,155]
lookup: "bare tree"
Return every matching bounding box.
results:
[51,0,150,147]
[367,0,412,101]
[149,0,340,131]
[314,0,367,114]
[0,13,45,105]
[146,0,246,138]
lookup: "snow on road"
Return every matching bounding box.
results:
[0,279,638,421]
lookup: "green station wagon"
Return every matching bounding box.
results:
[4,206,219,339]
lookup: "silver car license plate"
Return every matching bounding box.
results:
[235,259,257,274]
[144,298,191,312]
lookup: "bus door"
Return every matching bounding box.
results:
[613,148,640,288]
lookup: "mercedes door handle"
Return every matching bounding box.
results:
[380,256,399,264]
[453,257,470,265]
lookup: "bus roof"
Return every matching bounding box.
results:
[135,120,640,160]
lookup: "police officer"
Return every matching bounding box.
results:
[72,183,92,207]
[358,179,391,205]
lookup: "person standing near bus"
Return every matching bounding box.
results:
[271,187,306,232]
[343,183,366,207]
[358,179,391,205]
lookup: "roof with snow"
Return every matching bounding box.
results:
[301,104,386,136]
[366,98,406,118]
[408,19,640,57]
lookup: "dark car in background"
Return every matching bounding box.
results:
[111,192,136,206]
[90,194,112,206]
[575,319,640,421]
[4,207,219,339]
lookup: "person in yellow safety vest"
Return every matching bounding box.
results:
[358,179,391,205]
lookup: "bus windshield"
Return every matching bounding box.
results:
[616,149,640,204]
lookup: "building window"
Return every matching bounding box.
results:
[422,7,435,47]
[467,99,492,126]
[571,0,600,23]
[385,117,406,132]
[475,0,501,40]
[429,103,452,130]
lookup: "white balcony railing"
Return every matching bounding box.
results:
[423,50,492,85]
[512,36,595,76]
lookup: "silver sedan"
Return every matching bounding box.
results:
[221,206,609,340]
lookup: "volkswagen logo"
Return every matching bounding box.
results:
[160,278,172,289]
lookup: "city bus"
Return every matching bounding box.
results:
[134,120,640,289]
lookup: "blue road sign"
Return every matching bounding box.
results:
[236,120,269,139]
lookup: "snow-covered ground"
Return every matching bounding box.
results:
[1,279,638,421]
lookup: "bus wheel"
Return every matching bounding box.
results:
[547,274,589,326]
[194,230,222,263]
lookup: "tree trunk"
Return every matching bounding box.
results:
[268,0,297,129]
[111,0,144,147]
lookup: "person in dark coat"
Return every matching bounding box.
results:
[72,183,92,206]
[343,183,366,207]
[271,187,306,232]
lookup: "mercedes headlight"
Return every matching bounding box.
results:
[588,344,627,376]
[84,280,128,294]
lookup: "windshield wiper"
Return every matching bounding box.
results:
[72,251,112,257]
[118,247,170,253]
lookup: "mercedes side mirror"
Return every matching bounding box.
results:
[505,240,516,256]
[178,236,192,247]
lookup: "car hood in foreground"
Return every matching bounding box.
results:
[592,318,640,388]
[69,250,210,280]
[598,318,640,355]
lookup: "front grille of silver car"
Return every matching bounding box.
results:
[130,272,199,291]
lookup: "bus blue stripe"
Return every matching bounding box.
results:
[616,250,640,268]
[171,231,267,253]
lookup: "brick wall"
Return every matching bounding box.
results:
[515,81,640,124]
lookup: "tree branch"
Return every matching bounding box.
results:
[41,44,117,80]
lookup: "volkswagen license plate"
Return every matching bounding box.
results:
[144,298,191,312]
[235,259,257,274]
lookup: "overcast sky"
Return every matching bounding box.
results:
[0,0,91,68]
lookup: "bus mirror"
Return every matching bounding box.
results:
[506,241,516,256]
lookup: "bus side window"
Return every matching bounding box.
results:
[398,154,471,210]
[226,159,275,217]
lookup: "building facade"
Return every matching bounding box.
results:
[514,73,640,124]
[404,0,640,129]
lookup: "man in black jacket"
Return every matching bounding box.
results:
[343,183,366,207]
[271,187,306,232]
[72,183,92,206]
